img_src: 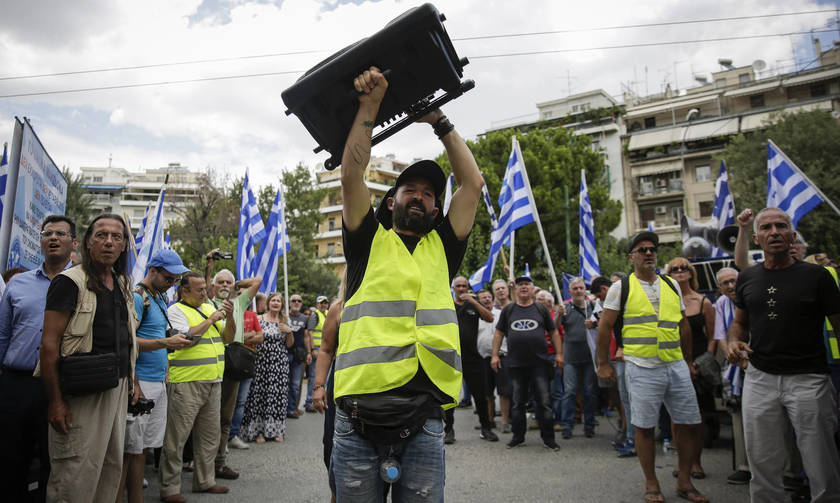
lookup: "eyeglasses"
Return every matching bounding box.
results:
[670,265,691,273]
[161,274,179,284]
[92,231,125,243]
[632,246,657,255]
[290,299,302,303]
[40,230,71,239]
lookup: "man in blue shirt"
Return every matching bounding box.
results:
[0,215,77,502]
[119,249,191,503]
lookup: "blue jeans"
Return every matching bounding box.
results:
[330,409,445,502]
[229,377,252,439]
[551,366,564,425]
[560,360,597,432]
[509,363,555,444]
[287,357,304,414]
[614,361,635,442]
[304,350,318,408]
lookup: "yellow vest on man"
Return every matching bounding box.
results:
[169,302,226,382]
[825,266,839,360]
[335,224,462,409]
[622,273,684,362]
[312,309,326,348]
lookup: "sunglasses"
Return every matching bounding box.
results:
[632,246,657,255]
[290,299,302,303]
[670,265,691,273]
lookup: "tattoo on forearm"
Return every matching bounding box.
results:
[351,143,370,166]
[362,120,374,128]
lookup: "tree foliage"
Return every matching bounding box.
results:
[435,126,623,292]
[62,167,95,235]
[720,110,840,258]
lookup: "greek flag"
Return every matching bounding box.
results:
[237,170,266,280]
[711,161,735,257]
[442,174,454,215]
[480,174,499,231]
[134,204,150,249]
[469,138,536,290]
[131,186,166,286]
[767,140,822,228]
[578,170,600,282]
[162,232,176,302]
[0,143,7,222]
[255,188,291,294]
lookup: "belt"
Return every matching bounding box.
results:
[2,366,36,376]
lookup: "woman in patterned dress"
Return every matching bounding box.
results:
[241,293,294,443]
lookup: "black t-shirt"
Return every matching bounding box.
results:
[287,312,309,352]
[342,208,469,407]
[46,274,132,378]
[456,300,482,364]
[735,261,840,375]
[496,302,556,368]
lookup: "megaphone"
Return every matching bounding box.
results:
[680,215,719,258]
[716,225,739,255]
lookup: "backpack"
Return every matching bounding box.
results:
[615,274,679,335]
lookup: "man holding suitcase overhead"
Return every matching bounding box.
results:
[330,66,483,502]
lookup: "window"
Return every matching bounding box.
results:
[638,171,682,195]
[543,111,553,119]
[93,176,103,182]
[571,105,579,113]
[738,73,751,84]
[699,200,714,218]
[811,82,828,97]
[644,117,656,129]
[328,217,336,231]
[694,165,711,182]
[327,243,335,257]
[715,78,727,88]
[750,94,764,108]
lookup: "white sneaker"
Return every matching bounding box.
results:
[229,435,250,450]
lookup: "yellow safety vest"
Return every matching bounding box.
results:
[825,266,839,360]
[622,273,684,362]
[335,224,461,409]
[312,309,326,348]
[169,302,226,382]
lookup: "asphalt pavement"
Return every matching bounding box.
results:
[143,403,751,502]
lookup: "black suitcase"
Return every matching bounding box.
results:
[281,3,474,170]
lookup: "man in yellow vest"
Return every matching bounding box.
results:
[303,295,330,413]
[596,231,707,503]
[331,66,483,501]
[159,272,235,503]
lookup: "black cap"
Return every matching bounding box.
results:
[374,160,446,230]
[514,275,533,285]
[627,231,659,253]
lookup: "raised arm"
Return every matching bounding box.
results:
[341,67,388,232]
[734,209,755,271]
[418,111,483,240]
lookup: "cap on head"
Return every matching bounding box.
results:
[374,160,446,230]
[149,249,190,275]
[316,295,328,303]
[627,231,659,253]
[514,275,533,285]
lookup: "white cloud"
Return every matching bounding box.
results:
[0,0,836,189]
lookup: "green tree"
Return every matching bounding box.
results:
[435,127,623,291]
[720,110,840,258]
[62,167,95,235]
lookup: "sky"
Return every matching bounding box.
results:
[1,0,838,189]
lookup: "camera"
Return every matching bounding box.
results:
[128,397,155,416]
[169,328,194,342]
[212,251,233,260]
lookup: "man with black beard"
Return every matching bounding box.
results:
[331,66,483,501]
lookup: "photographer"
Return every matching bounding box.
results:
[38,214,139,502]
[118,250,192,503]
[159,272,235,502]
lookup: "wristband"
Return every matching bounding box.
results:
[432,115,455,139]
[313,384,324,391]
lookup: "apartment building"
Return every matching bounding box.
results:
[622,59,840,242]
[313,155,408,275]
[80,162,201,235]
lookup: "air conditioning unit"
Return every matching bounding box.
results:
[655,179,667,188]
[655,205,668,215]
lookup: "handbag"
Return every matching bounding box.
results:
[59,282,123,396]
[180,301,257,381]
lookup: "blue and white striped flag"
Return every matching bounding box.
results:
[767,140,822,228]
[480,174,499,231]
[162,232,177,302]
[0,143,7,223]
[255,188,290,294]
[711,161,735,257]
[134,204,150,249]
[237,170,266,280]
[578,170,600,282]
[469,138,536,290]
[131,186,166,286]
[442,174,454,216]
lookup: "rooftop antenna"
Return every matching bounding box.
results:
[752,59,767,78]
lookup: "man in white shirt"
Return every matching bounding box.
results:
[476,289,511,433]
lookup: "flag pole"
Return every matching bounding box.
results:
[513,138,562,298]
[768,139,840,218]
[281,185,290,318]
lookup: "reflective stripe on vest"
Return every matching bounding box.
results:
[169,302,226,382]
[825,266,839,360]
[622,273,684,362]
[312,309,326,348]
[335,224,461,409]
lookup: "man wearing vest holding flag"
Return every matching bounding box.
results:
[159,272,235,503]
[331,66,483,501]
[596,231,707,503]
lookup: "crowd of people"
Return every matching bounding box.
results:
[0,65,838,503]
